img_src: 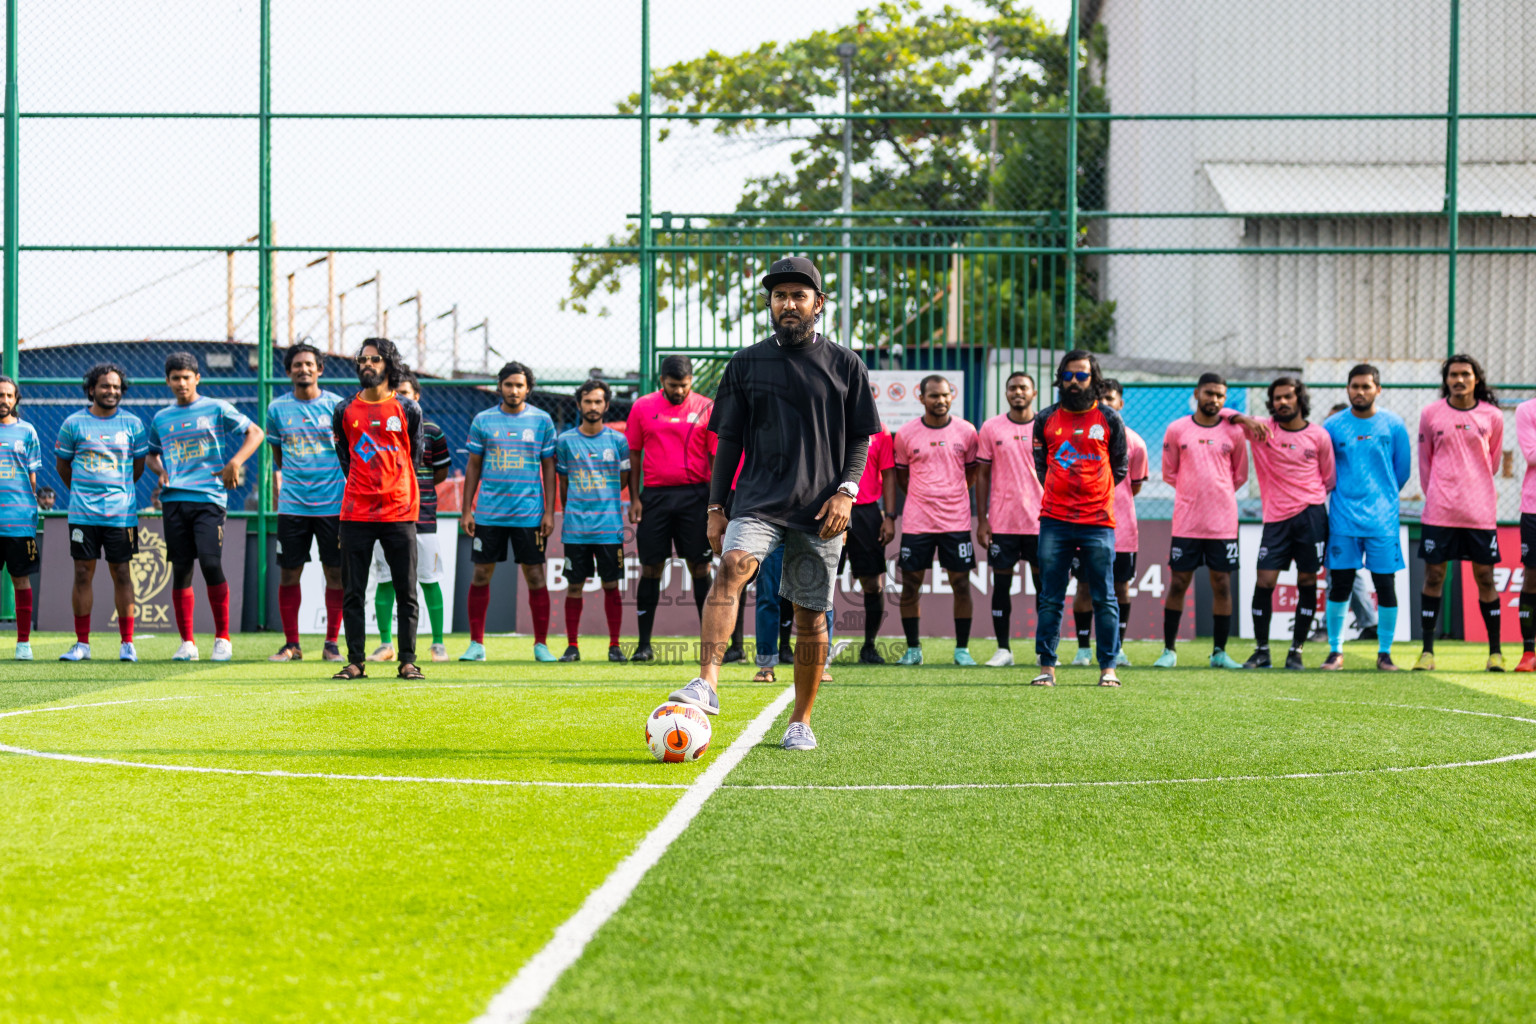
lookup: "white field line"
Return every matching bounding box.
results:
[470,683,797,1024]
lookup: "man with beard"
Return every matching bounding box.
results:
[1321,364,1410,670]
[1067,379,1146,667]
[0,377,43,660]
[894,376,980,666]
[1416,353,1506,671]
[975,370,1043,667]
[666,257,880,751]
[1223,378,1336,670]
[330,339,425,680]
[1156,372,1249,669]
[55,363,147,662]
[625,354,723,663]
[555,379,630,662]
[1516,392,1536,672]
[1029,350,1129,686]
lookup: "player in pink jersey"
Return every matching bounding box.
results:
[1415,354,1507,672]
[1068,379,1147,667]
[894,376,979,665]
[1156,372,1249,669]
[836,425,897,663]
[1222,378,1336,670]
[976,371,1042,667]
[1516,395,1536,672]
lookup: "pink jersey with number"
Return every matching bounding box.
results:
[1246,418,1336,523]
[977,413,1042,535]
[1418,398,1503,529]
[855,428,895,505]
[1519,398,1536,515]
[1114,427,1149,553]
[1161,416,1249,539]
[894,415,978,534]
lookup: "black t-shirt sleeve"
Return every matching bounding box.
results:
[1105,406,1129,485]
[707,357,747,443]
[402,397,424,468]
[1033,406,1053,484]
[843,357,882,439]
[332,399,351,478]
[426,423,451,469]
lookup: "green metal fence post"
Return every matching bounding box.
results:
[2,0,17,622]
[1445,0,1460,359]
[255,0,272,628]
[1062,0,1080,357]
[638,0,654,397]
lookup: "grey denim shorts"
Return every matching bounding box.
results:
[722,515,844,612]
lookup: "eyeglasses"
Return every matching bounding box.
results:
[357,355,384,365]
[1060,371,1091,383]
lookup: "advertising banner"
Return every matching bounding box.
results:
[1460,525,1524,643]
[1236,522,1412,643]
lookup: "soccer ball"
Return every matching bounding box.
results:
[646,702,712,763]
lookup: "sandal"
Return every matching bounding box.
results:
[1098,669,1121,687]
[752,667,776,683]
[1029,671,1056,687]
[331,663,366,680]
[396,663,425,680]
[821,668,833,683]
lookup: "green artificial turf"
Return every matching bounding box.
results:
[3,632,1535,1022]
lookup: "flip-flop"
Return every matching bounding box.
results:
[397,663,425,680]
[1098,669,1121,687]
[752,668,776,683]
[1029,672,1056,687]
[331,664,366,680]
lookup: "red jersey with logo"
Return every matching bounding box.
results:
[1031,402,1129,528]
[332,393,424,523]
[625,390,716,487]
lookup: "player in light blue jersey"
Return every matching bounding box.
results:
[147,352,264,662]
[1321,363,1412,672]
[265,342,346,663]
[0,376,42,660]
[55,363,148,662]
[555,379,631,663]
[460,360,557,662]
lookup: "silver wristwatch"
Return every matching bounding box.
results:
[836,481,859,499]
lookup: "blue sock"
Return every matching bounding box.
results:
[1326,600,1347,653]
[1377,606,1398,654]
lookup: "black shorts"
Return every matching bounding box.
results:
[162,501,227,567]
[840,503,888,578]
[69,522,138,564]
[637,483,712,566]
[472,523,546,565]
[1523,513,1535,568]
[987,532,1039,574]
[1169,536,1239,573]
[1418,523,1499,565]
[1258,504,1328,573]
[1075,550,1138,585]
[565,542,623,583]
[277,513,341,569]
[899,531,976,574]
[0,535,40,577]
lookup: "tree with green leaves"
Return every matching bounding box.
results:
[564,0,1113,354]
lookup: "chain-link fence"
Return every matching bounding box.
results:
[3,0,1532,624]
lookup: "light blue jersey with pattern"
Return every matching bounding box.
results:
[56,408,148,527]
[147,396,255,508]
[466,406,556,527]
[0,421,42,537]
[556,427,629,544]
[266,391,345,516]
[1325,407,1412,538]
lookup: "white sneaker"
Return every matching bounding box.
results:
[59,641,90,661]
[211,638,233,662]
[1070,646,1094,667]
[984,648,1015,667]
[14,641,32,661]
[120,642,137,662]
[173,641,199,662]
[781,721,818,750]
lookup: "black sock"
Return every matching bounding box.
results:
[779,597,794,655]
[693,574,711,619]
[1421,593,1441,652]
[1074,609,1093,650]
[863,591,884,646]
[731,599,745,649]
[1213,613,1231,654]
[1118,601,1131,646]
[636,576,660,646]
[955,617,972,649]
[1520,592,1536,653]
[1163,607,1181,651]
[902,616,920,648]
[1251,586,1274,649]
[1291,584,1316,652]
[991,576,1012,650]
[1481,599,1502,654]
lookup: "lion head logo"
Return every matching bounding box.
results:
[130,527,172,603]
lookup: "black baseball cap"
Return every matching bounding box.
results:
[761,256,823,293]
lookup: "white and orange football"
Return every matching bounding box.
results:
[645,702,712,763]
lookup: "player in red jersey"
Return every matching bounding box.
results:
[329,339,425,680]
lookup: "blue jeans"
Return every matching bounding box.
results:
[1036,518,1119,668]
[754,543,834,669]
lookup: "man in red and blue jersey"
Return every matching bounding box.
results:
[555,379,630,662]
[330,338,425,680]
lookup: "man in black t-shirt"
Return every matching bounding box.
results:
[664,257,881,751]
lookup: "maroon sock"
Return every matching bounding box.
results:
[324,586,343,643]
[468,583,489,644]
[605,587,623,646]
[118,614,134,643]
[74,614,91,644]
[528,586,550,646]
[565,595,584,646]
[279,584,302,645]
[173,587,196,642]
[208,582,230,640]
[13,589,32,643]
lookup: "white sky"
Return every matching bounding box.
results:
[6,0,1071,381]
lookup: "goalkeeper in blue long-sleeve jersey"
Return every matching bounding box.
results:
[1321,364,1412,671]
